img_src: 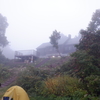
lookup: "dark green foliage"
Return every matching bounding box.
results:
[59,9,100,97]
[16,66,42,93]
[84,75,100,96]
[16,66,55,95]
[30,96,73,100]
[30,96,82,100]
[60,50,100,96]
[71,9,100,81]
[0,65,13,82]
[30,93,100,100]
[71,51,100,78]
[76,9,100,60]
[87,9,100,33]
[76,30,100,59]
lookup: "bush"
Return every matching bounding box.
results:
[60,51,100,79]
[72,89,88,100]
[0,65,13,82]
[84,75,100,96]
[0,52,9,64]
[30,96,73,100]
[42,75,82,96]
[16,66,53,94]
[16,66,42,93]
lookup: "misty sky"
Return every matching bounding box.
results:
[0,0,100,51]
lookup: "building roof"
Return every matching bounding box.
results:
[67,37,80,45]
[37,34,80,49]
[37,34,68,49]
[37,42,51,49]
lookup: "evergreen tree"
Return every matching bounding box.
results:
[87,9,100,33]
[69,9,100,79]
[76,9,100,58]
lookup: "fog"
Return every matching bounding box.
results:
[0,0,100,51]
[2,46,14,59]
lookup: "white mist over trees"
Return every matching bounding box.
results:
[0,14,8,47]
[0,14,14,59]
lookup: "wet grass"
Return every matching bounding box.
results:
[0,86,9,99]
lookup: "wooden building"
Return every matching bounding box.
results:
[36,34,80,58]
[15,50,38,62]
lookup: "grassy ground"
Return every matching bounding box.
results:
[0,57,78,100]
[0,86,9,99]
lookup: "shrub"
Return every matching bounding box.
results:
[0,65,13,82]
[84,75,100,96]
[72,89,88,100]
[42,75,82,96]
[0,52,9,64]
[16,66,42,92]
[60,51,100,80]
[16,66,55,95]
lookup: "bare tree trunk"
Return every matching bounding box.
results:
[56,48,62,57]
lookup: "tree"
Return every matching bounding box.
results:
[0,14,9,63]
[49,30,61,56]
[76,9,100,58]
[60,9,100,96]
[76,30,100,58]
[70,9,100,79]
[0,14,9,47]
[87,9,100,33]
